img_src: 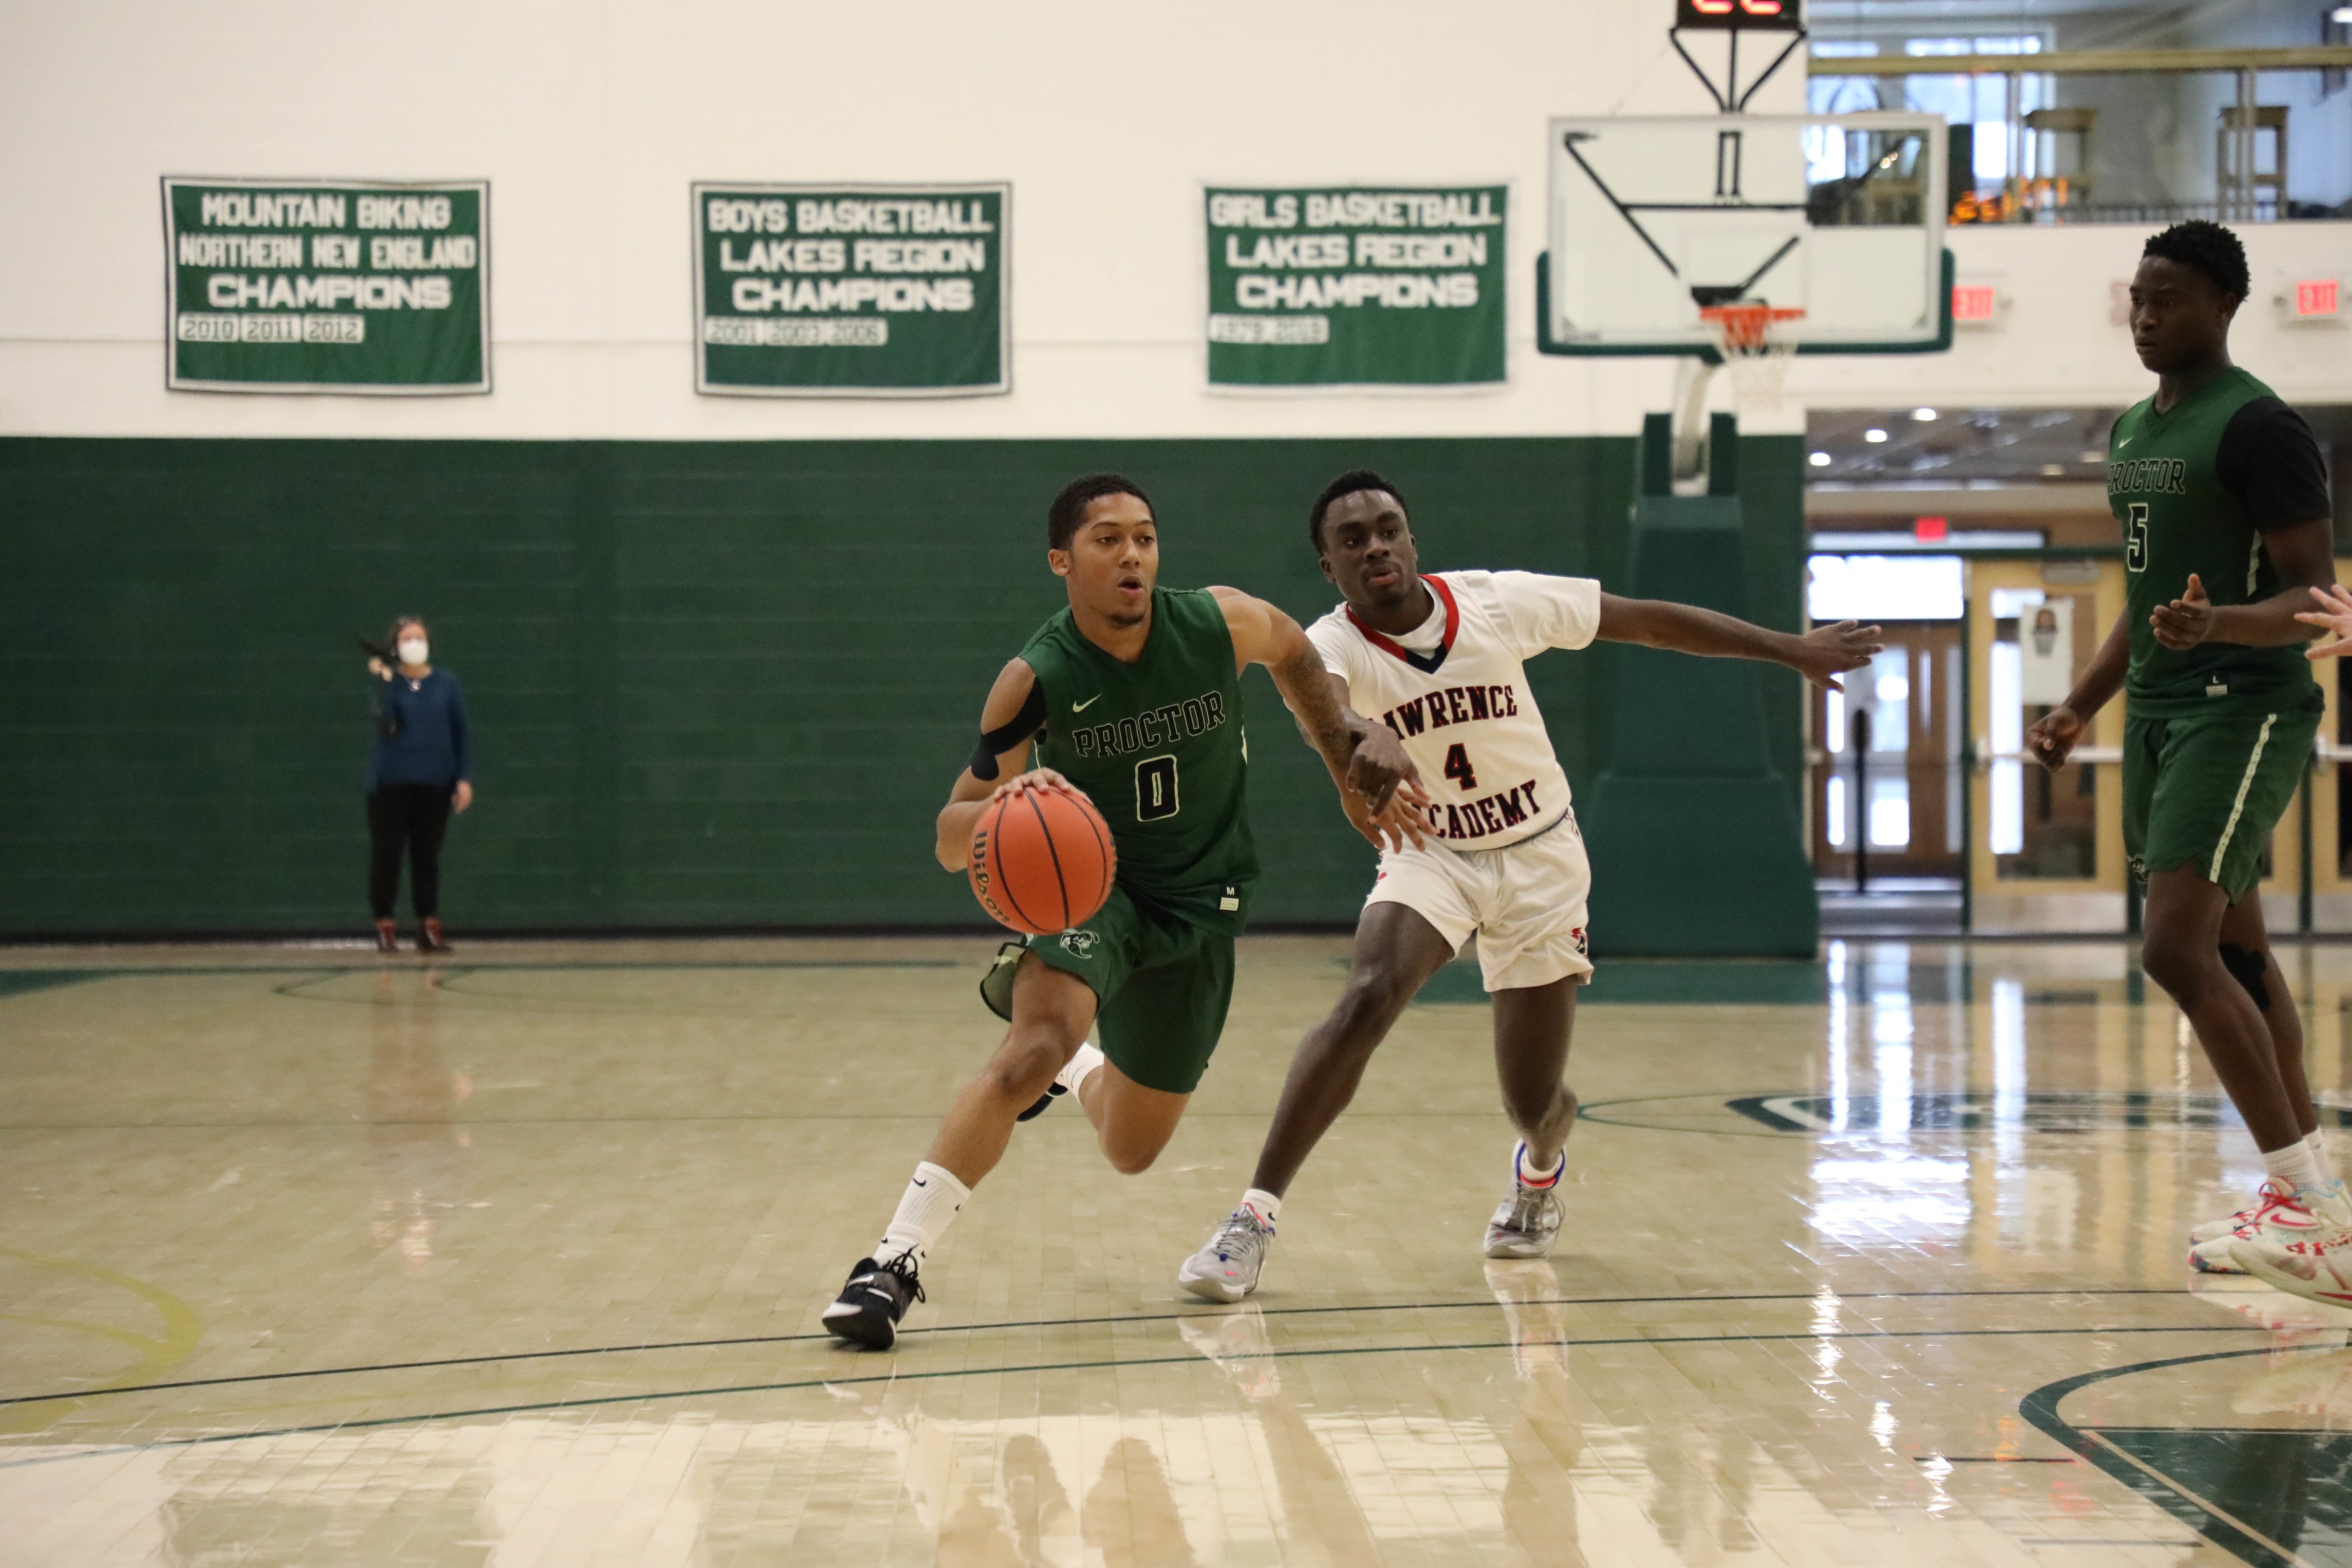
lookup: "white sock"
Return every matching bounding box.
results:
[1057,1043,1105,1096]
[2263,1141,2325,1196]
[1514,1140,1566,1189]
[1240,1188,1281,1228]
[2307,1128,2339,1187]
[877,1161,970,1269]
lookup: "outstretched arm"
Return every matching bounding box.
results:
[1209,586,1421,817]
[2299,584,2352,659]
[2153,519,2335,652]
[1596,594,1882,689]
[934,658,1060,872]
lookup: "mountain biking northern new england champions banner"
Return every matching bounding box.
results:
[162,178,489,394]
[1205,185,1506,389]
[695,183,1008,397]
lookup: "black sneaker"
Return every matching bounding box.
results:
[821,1253,924,1349]
[1016,1083,1068,1122]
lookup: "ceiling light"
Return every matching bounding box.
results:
[2042,463,2066,477]
[1912,407,1938,421]
[2079,449,2106,464]
[1864,428,1889,443]
[1810,451,1833,467]
[2334,6,2352,23]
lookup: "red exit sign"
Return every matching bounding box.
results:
[1952,284,1999,324]
[2293,279,2341,318]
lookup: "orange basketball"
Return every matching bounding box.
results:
[969,784,1117,935]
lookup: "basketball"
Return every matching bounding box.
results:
[968,783,1117,935]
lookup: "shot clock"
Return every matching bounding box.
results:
[1675,0,1803,28]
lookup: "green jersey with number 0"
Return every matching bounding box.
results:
[1018,586,1258,933]
[2111,366,2317,717]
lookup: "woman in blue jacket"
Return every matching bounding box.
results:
[366,617,474,953]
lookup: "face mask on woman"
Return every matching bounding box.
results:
[398,637,430,667]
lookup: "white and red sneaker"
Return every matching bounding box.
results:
[2187,1178,2336,1274]
[2189,1197,2265,1246]
[2234,1223,2352,1308]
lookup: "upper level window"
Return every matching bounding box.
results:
[1806,33,2054,188]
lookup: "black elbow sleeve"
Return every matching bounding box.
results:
[968,680,1049,781]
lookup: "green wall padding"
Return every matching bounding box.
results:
[0,434,1803,936]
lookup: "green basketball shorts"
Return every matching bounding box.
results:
[2123,704,2319,902]
[978,885,1237,1095]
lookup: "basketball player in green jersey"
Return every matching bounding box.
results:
[2024,222,2342,1288]
[823,472,1421,1348]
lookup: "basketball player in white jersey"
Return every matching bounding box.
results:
[1178,471,1881,1300]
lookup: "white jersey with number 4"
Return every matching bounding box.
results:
[1307,570,1599,849]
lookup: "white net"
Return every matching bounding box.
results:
[1704,305,1803,411]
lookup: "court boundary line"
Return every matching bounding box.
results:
[0,1285,2231,1409]
[0,1322,2259,1471]
[0,958,961,992]
[2019,1343,2334,1568]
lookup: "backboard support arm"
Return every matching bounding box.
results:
[1735,32,1807,111]
[1669,24,1811,114]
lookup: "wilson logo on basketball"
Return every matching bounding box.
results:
[967,783,1117,936]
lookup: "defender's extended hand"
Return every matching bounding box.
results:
[2298,583,2352,660]
[1345,722,1421,814]
[2025,706,2084,773]
[1342,783,1430,853]
[1794,621,1883,691]
[2150,573,2213,650]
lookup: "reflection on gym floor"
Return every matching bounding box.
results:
[6,935,2352,1565]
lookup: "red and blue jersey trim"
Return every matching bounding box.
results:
[1345,575,1459,675]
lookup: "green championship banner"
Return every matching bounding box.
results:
[162,177,489,394]
[1205,185,1506,389]
[694,183,1008,397]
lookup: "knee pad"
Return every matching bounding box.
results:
[2218,943,2272,1012]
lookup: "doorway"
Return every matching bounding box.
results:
[1812,625,1965,886]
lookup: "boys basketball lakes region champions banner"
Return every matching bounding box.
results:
[1205,185,1506,389]
[162,178,488,394]
[694,183,1009,397]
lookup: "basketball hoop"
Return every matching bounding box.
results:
[1700,303,1805,409]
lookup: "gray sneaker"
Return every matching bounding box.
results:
[1178,1207,1274,1303]
[1484,1183,1564,1259]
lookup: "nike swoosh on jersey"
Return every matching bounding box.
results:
[1073,694,1102,712]
[2114,436,2131,449]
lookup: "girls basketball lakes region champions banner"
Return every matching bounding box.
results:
[694,183,1009,397]
[162,178,490,394]
[1204,185,1507,389]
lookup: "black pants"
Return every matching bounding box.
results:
[369,784,454,919]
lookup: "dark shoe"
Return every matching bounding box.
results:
[374,921,399,955]
[1016,1083,1068,1122]
[416,918,453,955]
[821,1253,923,1349]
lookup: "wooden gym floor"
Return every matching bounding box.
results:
[5,934,2352,1566]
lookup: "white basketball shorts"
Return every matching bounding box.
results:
[1363,813,1594,992]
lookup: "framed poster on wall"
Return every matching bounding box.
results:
[694,182,1009,397]
[162,177,490,394]
[1204,185,1506,390]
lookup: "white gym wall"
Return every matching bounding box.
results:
[1792,220,2352,412]
[0,0,1800,443]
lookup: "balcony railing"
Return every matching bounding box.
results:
[1812,44,2352,227]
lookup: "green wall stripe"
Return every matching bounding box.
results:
[0,435,1803,934]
